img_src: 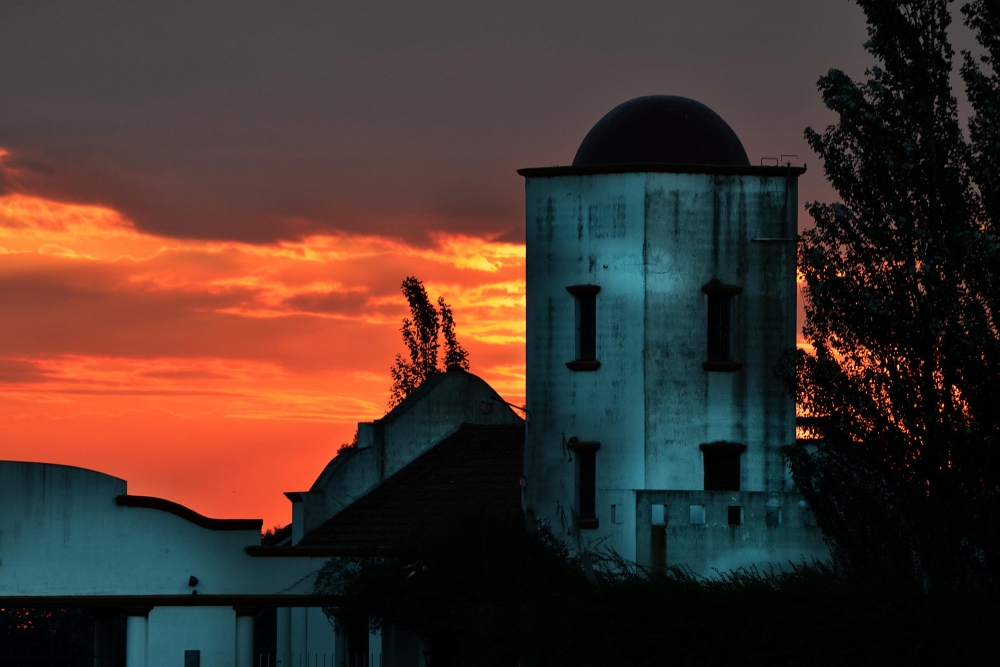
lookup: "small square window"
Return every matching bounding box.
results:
[766,507,781,527]
[185,651,201,667]
[689,505,706,525]
[727,505,742,525]
[651,504,665,526]
[611,504,626,525]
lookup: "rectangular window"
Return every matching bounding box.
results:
[611,504,625,524]
[568,438,600,528]
[650,503,665,526]
[689,505,706,525]
[702,279,742,370]
[700,443,746,491]
[565,285,601,370]
[185,651,201,667]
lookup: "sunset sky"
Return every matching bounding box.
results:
[4,1,974,529]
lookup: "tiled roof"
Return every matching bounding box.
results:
[299,423,524,546]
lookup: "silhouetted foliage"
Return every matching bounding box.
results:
[388,277,470,407]
[785,0,1000,586]
[438,297,470,373]
[335,429,359,458]
[314,513,1000,666]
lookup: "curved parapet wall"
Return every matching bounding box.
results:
[116,495,262,531]
[0,461,322,598]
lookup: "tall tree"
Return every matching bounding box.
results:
[438,296,470,372]
[785,0,1000,586]
[388,277,471,408]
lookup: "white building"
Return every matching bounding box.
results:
[519,95,827,574]
[1,95,828,664]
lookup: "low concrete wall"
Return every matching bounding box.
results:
[0,461,326,597]
[636,490,829,578]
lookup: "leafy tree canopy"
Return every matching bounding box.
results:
[786,0,1000,586]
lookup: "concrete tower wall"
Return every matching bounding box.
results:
[523,169,806,567]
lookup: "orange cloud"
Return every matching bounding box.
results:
[0,187,526,528]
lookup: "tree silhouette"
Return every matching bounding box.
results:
[784,0,1000,586]
[438,296,470,373]
[388,277,470,408]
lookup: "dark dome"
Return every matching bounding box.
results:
[572,96,750,168]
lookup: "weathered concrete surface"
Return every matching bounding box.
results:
[0,461,325,597]
[636,490,828,577]
[522,168,827,573]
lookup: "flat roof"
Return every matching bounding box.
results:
[517,163,807,178]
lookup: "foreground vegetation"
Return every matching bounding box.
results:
[316,516,1000,667]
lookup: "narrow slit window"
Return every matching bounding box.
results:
[578,293,596,361]
[579,451,596,518]
[568,438,600,528]
[706,294,731,361]
[565,285,601,370]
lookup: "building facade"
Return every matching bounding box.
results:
[520,96,827,574]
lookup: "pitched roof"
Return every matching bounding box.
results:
[299,423,524,547]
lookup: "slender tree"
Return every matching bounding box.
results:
[439,296,470,372]
[388,277,471,407]
[785,0,1000,586]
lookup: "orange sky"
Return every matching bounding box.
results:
[0,1,879,533]
[0,163,526,530]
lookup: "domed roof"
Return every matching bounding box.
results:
[572,96,750,168]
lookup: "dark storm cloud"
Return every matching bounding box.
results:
[1,0,872,243]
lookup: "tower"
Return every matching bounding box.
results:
[520,96,826,574]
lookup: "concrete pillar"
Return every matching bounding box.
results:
[235,612,254,667]
[125,613,149,667]
[277,607,292,667]
[290,607,308,663]
[369,625,382,667]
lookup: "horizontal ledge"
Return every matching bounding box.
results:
[702,278,743,296]
[0,595,346,609]
[566,360,601,372]
[565,284,601,297]
[567,439,601,454]
[699,442,748,454]
[116,495,262,532]
[518,164,807,178]
[702,361,743,372]
[245,546,389,557]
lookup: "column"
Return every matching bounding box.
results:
[234,608,256,667]
[276,607,292,667]
[368,624,382,667]
[124,607,152,667]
